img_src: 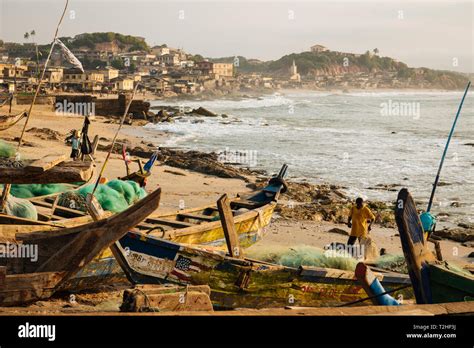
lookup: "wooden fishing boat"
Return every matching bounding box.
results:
[395,188,474,304]
[0,111,27,131]
[111,233,412,309]
[0,165,288,291]
[0,187,161,306]
[0,159,94,184]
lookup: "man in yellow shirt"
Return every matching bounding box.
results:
[347,197,375,245]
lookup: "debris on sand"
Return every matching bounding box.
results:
[26,127,62,141]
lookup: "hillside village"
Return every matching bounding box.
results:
[0,33,469,99]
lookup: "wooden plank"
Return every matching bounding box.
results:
[0,271,66,306]
[0,161,94,184]
[146,217,196,228]
[24,154,68,173]
[121,285,213,312]
[207,206,238,214]
[231,199,258,209]
[32,200,86,217]
[0,266,5,287]
[217,194,242,258]
[178,213,215,222]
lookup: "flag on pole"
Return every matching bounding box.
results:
[54,38,84,72]
[143,151,159,173]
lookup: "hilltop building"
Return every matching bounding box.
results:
[311,44,328,53]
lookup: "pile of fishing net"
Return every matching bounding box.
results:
[8,184,69,198]
[0,140,15,158]
[246,244,408,273]
[58,179,147,213]
[246,245,358,271]
[4,195,38,220]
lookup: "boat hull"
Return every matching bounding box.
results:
[428,264,474,303]
[113,232,413,309]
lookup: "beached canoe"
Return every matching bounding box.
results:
[0,160,94,184]
[0,187,162,306]
[111,233,412,309]
[395,188,474,304]
[0,111,27,131]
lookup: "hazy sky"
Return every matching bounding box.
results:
[1,0,473,72]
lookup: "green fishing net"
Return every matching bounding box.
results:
[8,184,69,198]
[374,254,407,273]
[0,140,15,158]
[4,195,38,220]
[246,244,409,273]
[246,245,358,271]
[58,179,147,213]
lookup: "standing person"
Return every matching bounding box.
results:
[347,197,375,245]
[70,130,80,160]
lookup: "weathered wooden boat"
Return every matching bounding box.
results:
[111,233,412,309]
[0,187,161,306]
[395,188,474,304]
[0,165,288,291]
[0,111,27,131]
[0,159,94,184]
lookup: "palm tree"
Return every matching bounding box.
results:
[30,30,40,78]
[24,32,30,41]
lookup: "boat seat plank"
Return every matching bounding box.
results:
[32,200,86,217]
[207,207,238,214]
[231,199,259,209]
[145,217,196,228]
[177,213,215,222]
[25,154,68,173]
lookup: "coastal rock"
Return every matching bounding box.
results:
[125,146,254,181]
[432,228,474,243]
[192,107,217,117]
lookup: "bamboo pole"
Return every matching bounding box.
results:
[90,83,140,197]
[16,0,69,151]
[427,81,471,212]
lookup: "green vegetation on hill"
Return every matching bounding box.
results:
[58,32,149,52]
[210,50,468,88]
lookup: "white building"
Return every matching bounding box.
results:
[311,44,328,53]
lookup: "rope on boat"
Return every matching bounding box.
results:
[337,284,412,307]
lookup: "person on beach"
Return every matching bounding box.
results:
[347,197,375,245]
[70,130,80,160]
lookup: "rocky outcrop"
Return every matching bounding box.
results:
[432,227,474,243]
[273,181,396,227]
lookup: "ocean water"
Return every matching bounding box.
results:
[146,90,474,224]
